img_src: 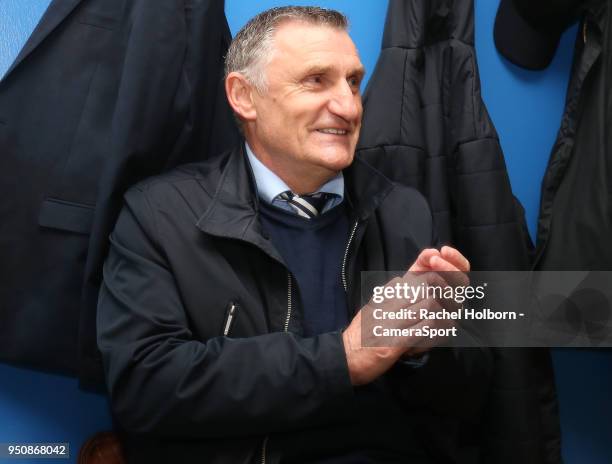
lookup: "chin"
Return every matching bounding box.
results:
[316,147,355,170]
[319,157,353,173]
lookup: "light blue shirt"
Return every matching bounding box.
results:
[245,143,344,214]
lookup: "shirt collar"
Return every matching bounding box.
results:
[245,142,344,205]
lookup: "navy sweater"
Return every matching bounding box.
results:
[258,200,350,336]
[259,201,428,463]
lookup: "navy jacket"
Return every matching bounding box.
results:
[98,146,495,463]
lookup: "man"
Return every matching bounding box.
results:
[98,7,491,463]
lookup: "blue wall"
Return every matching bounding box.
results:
[0,0,52,78]
[1,1,610,462]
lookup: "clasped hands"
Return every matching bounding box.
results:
[342,246,470,385]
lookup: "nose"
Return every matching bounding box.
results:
[328,81,362,123]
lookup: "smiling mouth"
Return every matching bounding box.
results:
[316,128,348,135]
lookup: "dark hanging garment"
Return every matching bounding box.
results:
[357,1,561,463]
[357,0,530,272]
[535,0,612,271]
[0,0,238,387]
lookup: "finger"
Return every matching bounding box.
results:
[422,271,449,288]
[429,255,461,272]
[391,272,450,307]
[368,276,424,322]
[428,256,470,288]
[440,246,470,272]
[408,248,441,272]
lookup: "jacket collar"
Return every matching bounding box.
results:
[343,153,395,221]
[2,0,83,82]
[195,144,394,258]
[195,145,282,261]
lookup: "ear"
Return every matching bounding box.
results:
[225,72,257,123]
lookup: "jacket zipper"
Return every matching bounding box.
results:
[261,272,293,463]
[261,222,358,462]
[260,435,269,464]
[284,272,293,332]
[222,302,237,336]
[341,220,359,292]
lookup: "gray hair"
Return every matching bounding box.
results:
[225,6,349,93]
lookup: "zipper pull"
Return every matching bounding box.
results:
[222,302,237,336]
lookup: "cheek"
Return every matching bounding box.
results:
[258,106,286,135]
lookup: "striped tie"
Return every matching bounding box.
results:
[279,191,331,219]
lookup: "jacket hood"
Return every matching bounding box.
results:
[382,0,474,49]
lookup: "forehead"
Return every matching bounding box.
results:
[269,21,362,71]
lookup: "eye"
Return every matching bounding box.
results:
[347,75,361,90]
[304,74,324,86]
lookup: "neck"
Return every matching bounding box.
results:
[246,139,337,195]
[277,168,335,195]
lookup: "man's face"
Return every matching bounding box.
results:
[247,22,365,189]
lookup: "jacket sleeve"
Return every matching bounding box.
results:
[97,188,355,438]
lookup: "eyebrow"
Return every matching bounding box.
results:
[302,64,366,79]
